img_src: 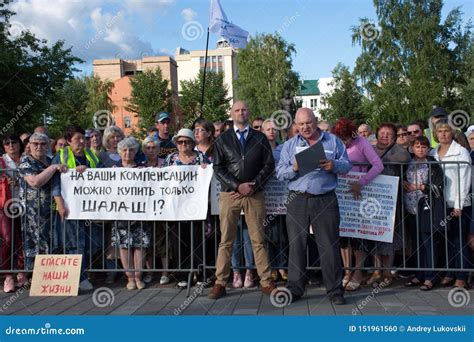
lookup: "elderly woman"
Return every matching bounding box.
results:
[18,133,67,275]
[396,124,410,149]
[1,135,27,291]
[369,123,411,286]
[100,126,125,167]
[333,118,384,291]
[164,129,209,288]
[194,118,215,162]
[52,125,101,291]
[140,137,169,285]
[430,119,472,288]
[111,137,151,290]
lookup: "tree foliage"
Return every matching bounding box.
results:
[351,0,472,127]
[0,0,82,135]
[234,33,299,118]
[180,70,231,125]
[127,68,172,135]
[320,64,364,124]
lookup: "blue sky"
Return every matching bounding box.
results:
[9,0,473,80]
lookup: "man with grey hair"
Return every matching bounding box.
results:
[276,108,352,305]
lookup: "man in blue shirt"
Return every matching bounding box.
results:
[276,108,352,305]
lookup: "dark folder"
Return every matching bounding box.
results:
[295,141,327,176]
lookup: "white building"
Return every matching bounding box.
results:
[175,38,238,102]
[295,77,334,119]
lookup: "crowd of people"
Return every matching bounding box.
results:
[0,104,473,306]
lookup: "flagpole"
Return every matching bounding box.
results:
[200,28,210,118]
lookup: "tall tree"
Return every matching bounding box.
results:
[234,33,299,118]
[84,75,115,118]
[127,68,172,135]
[351,0,472,126]
[0,0,82,134]
[180,70,231,125]
[320,64,364,124]
[48,78,90,138]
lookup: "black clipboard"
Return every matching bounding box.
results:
[295,141,326,176]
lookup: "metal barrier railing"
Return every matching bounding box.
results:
[0,160,473,291]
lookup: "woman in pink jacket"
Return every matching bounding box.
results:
[333,119,384,291]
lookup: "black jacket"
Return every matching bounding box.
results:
[213,128,275,193]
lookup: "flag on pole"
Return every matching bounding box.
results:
[209,0,249,49]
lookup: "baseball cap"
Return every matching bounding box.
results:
[155,112,171,122]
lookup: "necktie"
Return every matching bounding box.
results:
[238,129,247,148]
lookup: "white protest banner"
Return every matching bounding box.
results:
[210,177,289,215]
[61,166,213,221]
[336,172,399,243]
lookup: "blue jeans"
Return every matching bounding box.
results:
[231,217,254,272]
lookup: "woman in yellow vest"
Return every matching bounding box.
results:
[52,125,102,292]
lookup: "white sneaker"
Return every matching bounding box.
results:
[159,275,170,285]
[79,279,93,291]
[177,280,187,288]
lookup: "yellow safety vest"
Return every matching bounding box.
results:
[59,146,99,169]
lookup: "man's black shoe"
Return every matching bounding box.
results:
[330,294,346,305]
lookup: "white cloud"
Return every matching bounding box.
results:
[7,0,173,64]
[181,8,197,21]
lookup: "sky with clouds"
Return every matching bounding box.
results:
[7,0,473,80]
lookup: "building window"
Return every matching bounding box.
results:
[124,116,131,128]
[124,70,135,76]
[310,99,318,109]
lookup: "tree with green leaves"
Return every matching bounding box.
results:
[180,70,231,125]
[351,0,472,126]
[127,68,173,136]
[234,33,299,118]
[320,64,364,124]
[0,0,82,134]
[48,75,115,138]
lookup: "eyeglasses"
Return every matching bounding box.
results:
[253,125,261,129]
[3,140,19,145]
[145,145,158,149]
[397,132,408,137]
[176,140,193,145]
[30,142,48,148]
[408,129,421,135]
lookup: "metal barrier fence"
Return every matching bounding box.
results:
[0,160,473,292]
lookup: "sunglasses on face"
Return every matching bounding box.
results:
[253,125,261,129]
[3,140,19,146]
[176,140,193,145]
[397,132,408,137]
[408,130,420,135]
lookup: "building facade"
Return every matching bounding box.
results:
[93,56,179,135]
[295,77,334,119]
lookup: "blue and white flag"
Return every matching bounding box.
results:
[209,0,249,49]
